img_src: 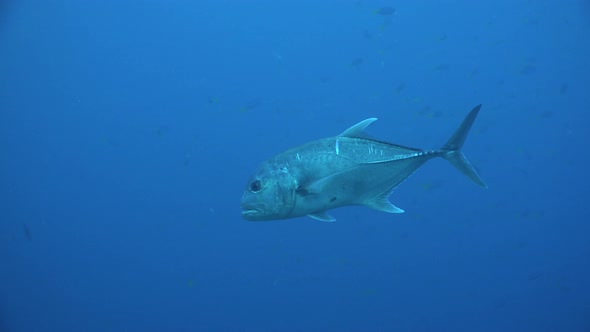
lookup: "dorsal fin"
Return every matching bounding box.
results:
[339,118,378,138]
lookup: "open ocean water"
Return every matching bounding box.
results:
[1,1,589,331]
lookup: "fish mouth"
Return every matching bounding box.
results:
[241,207,262,220]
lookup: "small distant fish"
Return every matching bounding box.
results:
[559,83,568,94]
[375,7,396,15]
[245,98,261,109]
[241,105,487,221]
[395,82,406,94]
[468,68,480,79]
[23,223,32,241]
[362,29,373,41]
[240,98,262,113]
[527,271,544,281]
[349,57,364,68]
[538,111,553,119]
[519,64,536,75]
[156,126,169,137]
[433,63,451,71]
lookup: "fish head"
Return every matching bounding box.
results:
[241,161,297,221]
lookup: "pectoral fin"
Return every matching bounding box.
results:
[307,212,336,222]
[296,170,351,197]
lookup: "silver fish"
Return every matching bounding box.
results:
[241,105,487,221]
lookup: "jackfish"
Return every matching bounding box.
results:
[241,105,487,221]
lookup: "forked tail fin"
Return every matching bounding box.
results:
[440,104,488,188]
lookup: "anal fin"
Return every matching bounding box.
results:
[364,194,405,213]
[307,212,336,222]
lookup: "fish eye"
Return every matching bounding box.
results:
[249,180,262,193]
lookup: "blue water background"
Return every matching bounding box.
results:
[1,0,589,331]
